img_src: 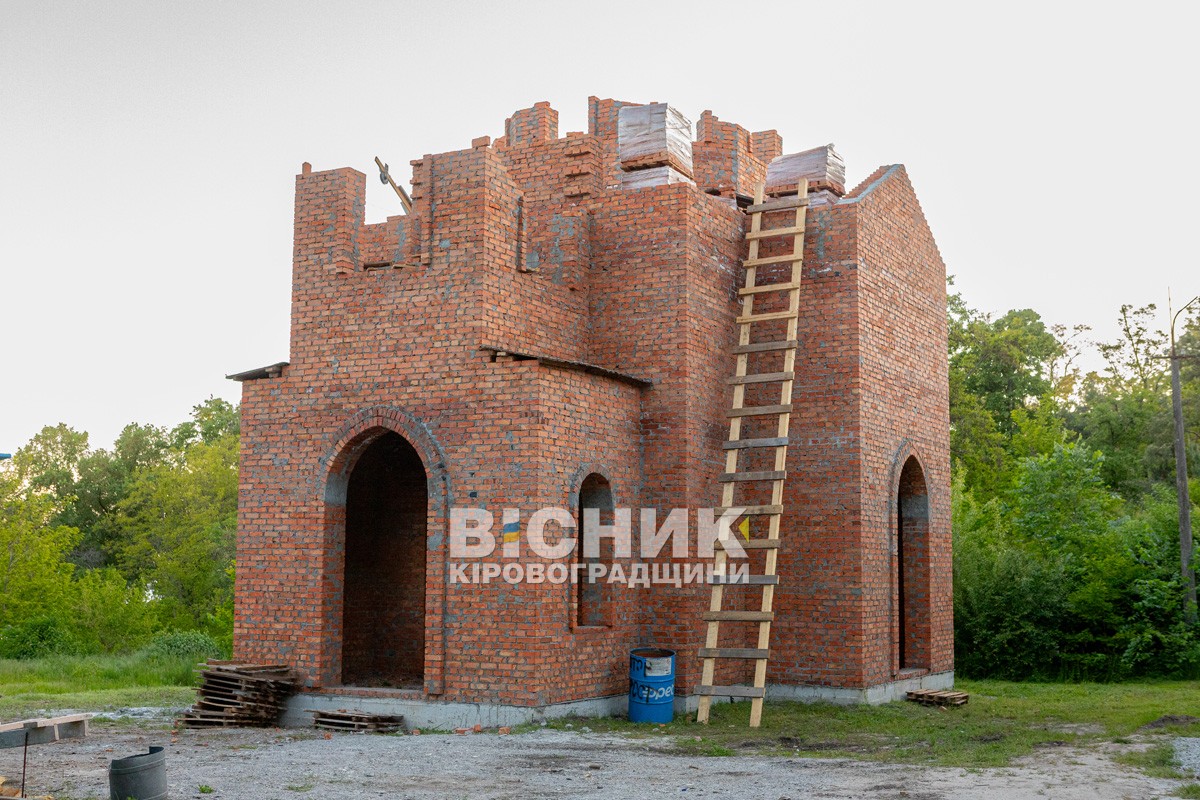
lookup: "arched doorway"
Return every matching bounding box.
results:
[896,455,931,671]
[341,431,427,687]
[576,473,614,627]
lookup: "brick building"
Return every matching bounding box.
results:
[230,97,953,726]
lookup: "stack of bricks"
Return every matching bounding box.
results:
[616,103,694,189]
[231,96,952,712]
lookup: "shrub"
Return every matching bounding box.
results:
[140,630,223,662]
[70,568,158,655]
[0,616,78,659]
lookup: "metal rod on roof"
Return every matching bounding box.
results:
[375,156,413,214]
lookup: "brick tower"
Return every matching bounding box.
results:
[229,97,952,727]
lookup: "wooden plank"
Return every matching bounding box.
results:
[739,281,802,296]
[732,339,798,354]
[697,648,770,659]
[708,574,780,585]
[718,470,787,482]
[726,372,793,385]
[728,404,792,418]
[746,195,809,214]
[737,310,797,324]
[743,253,800,268]
[723,437,789,450]
[713,505,784,515]
[696,685,766,698]
[745,225,806,240]
[0,714,91,749]
[716,538,780,550]
[702,610,774,622]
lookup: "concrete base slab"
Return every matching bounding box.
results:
[282,672,953,729]
[767,670,955,705]
[284,691,628,731]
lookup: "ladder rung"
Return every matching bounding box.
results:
[726,372,793,385]
[713,505,784,516]
[718,470,787,482]
[703,610,774,622]
[745,225,805,240]
[723,437,788,450]
[716,538,780,550]
[743,253,800,268]
[737,310,796,324]
[732,340,798,354]
[739,282,802,296]
[728,404,792,418]
[698,648,770,659]
[696,685,767,699]
[746,195,809,214]
[709,574,779,585]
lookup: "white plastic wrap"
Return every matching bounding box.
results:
[618,165,695,190]
[618,103,694,175]
[765,144,846,191]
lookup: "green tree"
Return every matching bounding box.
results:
[947,285,1065,495]
[62,423,170,567]
[1069,305,1174,496]
[954,308,1060,437]
[0,464,80,631]
[13,424,89,511]
[116,401,239,635]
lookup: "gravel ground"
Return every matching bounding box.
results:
[9,723,1192,800]
[1176,737,1200,779]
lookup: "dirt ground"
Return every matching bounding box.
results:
[9,717,1193,800]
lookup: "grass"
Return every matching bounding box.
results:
[527,678,1200,768]
[1174,784,1200,798]
[0,651,198,719]
[1114,741,1189,779]
[2,657,1197,778]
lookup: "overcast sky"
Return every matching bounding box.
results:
[1,1,1195,452]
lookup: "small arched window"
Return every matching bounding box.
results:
[576,473,614,627]
[896,455,931,671]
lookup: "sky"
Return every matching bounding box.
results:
[1,1,1196,452]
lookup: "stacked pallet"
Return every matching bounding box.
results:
[764,144,847,205]
[906,689,969,707]
[177,662,298,728]
[616,102,695,188]
[311,709,405,734]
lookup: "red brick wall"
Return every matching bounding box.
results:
[851,165,953,683]
[234,99,952,707]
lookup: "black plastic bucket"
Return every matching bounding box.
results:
[109,745,167,800]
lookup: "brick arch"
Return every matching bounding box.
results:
[320,406,453,510]
[315,406,451,695]
[886,441,932,674]
[566,462,621,510]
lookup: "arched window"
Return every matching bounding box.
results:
[896,455,931,671]
[576,473,614,627]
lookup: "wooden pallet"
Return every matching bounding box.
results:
[696,181,809,729]
[906,689,969,707]
[177,661,299,729]
[311,709,405,734]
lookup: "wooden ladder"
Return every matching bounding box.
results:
[696,179,809,728]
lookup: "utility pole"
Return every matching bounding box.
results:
[1169,294,1198,624]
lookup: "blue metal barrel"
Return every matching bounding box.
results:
[628,647,675,723]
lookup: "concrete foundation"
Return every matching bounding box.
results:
[282,672,954,729]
